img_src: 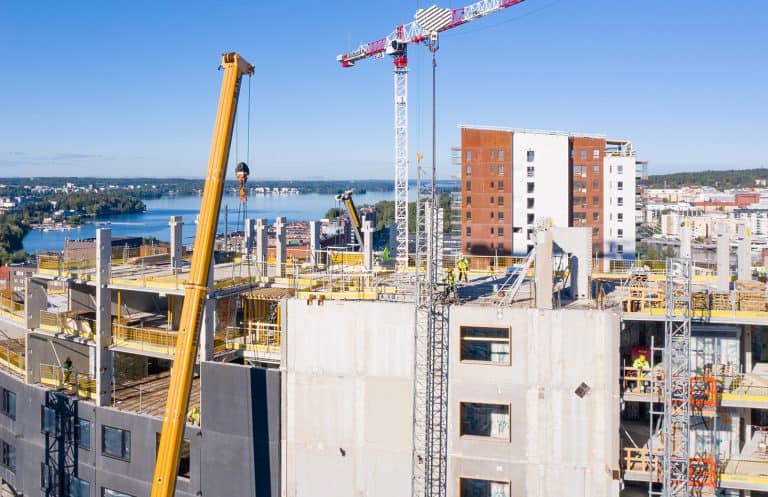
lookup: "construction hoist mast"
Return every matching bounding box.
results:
[151,52,254,497]
[337,0,527,282]
[650,258,692,497]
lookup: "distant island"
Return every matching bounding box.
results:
[648,168,768,189]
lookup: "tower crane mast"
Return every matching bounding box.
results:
[336,0,526,281]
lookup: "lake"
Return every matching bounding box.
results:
[22,190,411,254]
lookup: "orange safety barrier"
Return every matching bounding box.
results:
[689,457,716,488]
[690,376,717,407]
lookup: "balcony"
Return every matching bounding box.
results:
[0,339,25,377]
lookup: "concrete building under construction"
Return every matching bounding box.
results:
[0,214,766,497]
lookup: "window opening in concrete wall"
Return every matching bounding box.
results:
[78,419,91,450]
[498,149,505,161]
[527,183,534,194]
[527,150,534,162]
[1,389,15,419]
[70,475,90,497]
[102,425,131,461]
[460,402,510,439]
[1,440,15,472]
[41,406,55,433]
[102,488,134,497]
[527,198,534,209]
[156,433,191,479]
[527,165,534,177]
[460,326,510,364]
[460,477,511,497]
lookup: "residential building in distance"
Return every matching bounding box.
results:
[458,125,638,258]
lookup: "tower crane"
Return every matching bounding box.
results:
[151,52,254,497]
[336,0,527,281]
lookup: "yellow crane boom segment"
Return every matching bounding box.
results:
[150,52,254,497]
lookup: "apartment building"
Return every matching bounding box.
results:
[459,125,638,258]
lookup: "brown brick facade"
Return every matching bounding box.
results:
[569,136,605,256]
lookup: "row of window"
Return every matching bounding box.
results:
[465,180,505,191]
[573,149,601,160]
[460,477,510,497]
[464,196,506,207]
[465,149,507,162]
[465,212,506,222]
[1,388,16,420]
[465,164,506,176]
[465,227,505,237]
[1,440,15,472]
[464,243,506,253]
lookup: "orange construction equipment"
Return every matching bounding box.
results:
[150,52,254,497]
[690,376,718,407]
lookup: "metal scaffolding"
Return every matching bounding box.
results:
[394,62,409,280]
[650,258,692,497]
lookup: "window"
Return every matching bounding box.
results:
[498,149,505,161]
[490,212,494,219]
[526,150,534,162]
[592,180,599,189]
[617,165,623,174]
[1,441,15,472]
[617,197,624,206]
[617,244,624,254]
[573,165,585,176]
[498,164,505,175]
[466,196,471,207]
[574,181,586,191]
[102,489,134,497]
[593,243,601,254]
[527,213,534,224]
[102,425,131,461]
[490,196,494,205]
[497,180,504,190]
[466,211,471,222]
[617,213,624,222]
[497,196,504,206]
[592,227,599,237]
[580,149,587,160]
[498,212,504,221]
[618,229,624,238]
[78,419,91,450]
[592,196,599,206]
[465,227,471,237]
[70,476,90,497]
[490,227,494,235]
[156,433,190,479]
[489,149,495,160]
[497,227,504,236]
[465,180,471,191]
[460,326,510,363]
[593,149,600,158]
[617,181,624,190]
[490,181,494,189]
[466,165,472,176]
[1,389,15,419]
[593,164,600,173]
[489,164,496,175]
[460,402,510,440]
[526,198,534,209]
[466,150,472,161]
[42,406,55,433]
[527,182,534,194]
[466,243,471,252]
[573,212,586,224]
[593,212,599,221]
[526,165,534,178]
[460,478,510,497]
[572,197,586,208]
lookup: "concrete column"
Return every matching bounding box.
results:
[679,220,692,259]
[24,277,47,330]
[737,225,752,281]
[255,218,268,277]
[275,217,287,277]
[534,228,553,310]
[199,262,215,362]
[169,215,183,270]
[243,218,255,260]
[363,220,374,271]
[744,325,753,374]
[309,220,321,268]
[716,225,730,291]
[95,228,113,407]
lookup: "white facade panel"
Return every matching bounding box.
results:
[511,132,569,255]
[603,155,636,259]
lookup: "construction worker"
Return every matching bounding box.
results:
[62,356,73,384]
[457,254,469,283]
[187,406,201,426]
[443,268,457,302]
[632,354,651,392]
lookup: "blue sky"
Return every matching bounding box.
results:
[0,0,766,179]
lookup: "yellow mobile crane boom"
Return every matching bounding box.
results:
[336,189,364,247]
[151,52,254,497]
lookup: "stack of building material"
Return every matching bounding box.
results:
[736,280,767,311]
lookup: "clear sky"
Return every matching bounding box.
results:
[0,0,766,180]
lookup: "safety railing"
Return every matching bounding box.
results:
[721,373,768,405]
[39,364,96,400]
[223,323,281,355]
[624,447,662,478]
[112,324,177,356]
[621,366,663,396]
[0,345,25,376]
[39,310,96,340]
[0,294,24,322]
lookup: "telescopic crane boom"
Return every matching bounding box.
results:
[336,189,364,247]
[150,52,254,497]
